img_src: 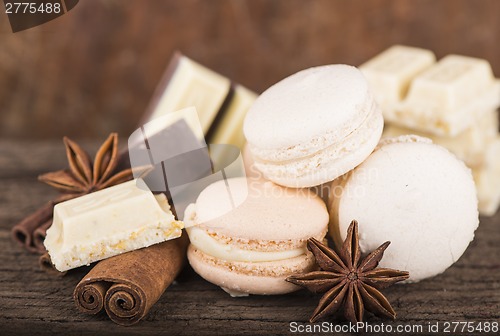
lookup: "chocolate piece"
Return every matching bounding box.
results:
[207,84,258,152]
[144,52,231,134]
[141,52,257,149]
[74,234,188,326]
[12,133,133,254]
[129,108,211,192]
[129,108,248,220]
[399,55,500,136]
[121,54,256,218]
[44,179,182,272]
[361,46,500,136]
[360,45,436,109]
[129,108,213,217]
[473,138,500,215]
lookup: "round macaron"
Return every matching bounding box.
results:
[185,177,328,296]
[329,135,479,282]
[243,65,383,188]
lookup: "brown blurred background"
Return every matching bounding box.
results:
[0,0,499,140]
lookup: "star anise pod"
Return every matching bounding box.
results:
[39,133,132,193]
[12,133,133,254]
[286,220,409,323]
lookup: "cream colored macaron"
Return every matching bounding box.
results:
[185,177,328,296]
[244,65,383,188]
[329,135,479,282]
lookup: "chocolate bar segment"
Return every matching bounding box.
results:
[44,179,183,271]
[129,107,249,220]
[145,53,231,134]
[399,55,500,136]
[361,46,500,136]
[361,45,436,108]
[207,85,258,148]
[473,138,500,215]
[142,52,257,150]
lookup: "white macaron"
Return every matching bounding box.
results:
[244,65,383,188]
[329,135,479,282]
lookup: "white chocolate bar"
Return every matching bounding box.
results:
[360,45,436,109]
[44,179,183,271]
[208,85,257,165]
[383,109,499,167]
[399,55,500,136]
[148,55,231,134]
[144,53,257,156]
[473,139,500,216]
[361,46,500,136]
[208,85,257,148]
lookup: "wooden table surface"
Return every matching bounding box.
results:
[1,139,499,335]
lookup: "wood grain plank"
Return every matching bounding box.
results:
[0,141,499,335]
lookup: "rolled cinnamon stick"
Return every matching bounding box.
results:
[33,220,52,254]
[74,234,188,326]
[12,201,55,253]
[12,194,74,254]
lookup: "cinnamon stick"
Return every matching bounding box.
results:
[33,220,52,254]
[74,234,188,326]
[11,194,73,254]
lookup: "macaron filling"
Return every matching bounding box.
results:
[187,227,306,263]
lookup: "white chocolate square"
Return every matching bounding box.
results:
[208,85,257,148]
[360,45,436,108]
[44,179,183,271]
[208,85,257,167]
[148,56,231,134]
[473,138,500,216]
[397,55,500,136]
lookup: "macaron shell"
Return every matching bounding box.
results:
[244,65,369,150]
[193,177,329,242]
[330,137,479,282]
[188,245,316,295]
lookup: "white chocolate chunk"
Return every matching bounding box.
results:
[383,109,499,167]
[148,55,231,133]
[362,46,500,136]
[360,45,436,108]
[45,179,183,271]
[473,138,500,216]
[208,85,258,148]
[208,85,257,168]
[397,55,500,136]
